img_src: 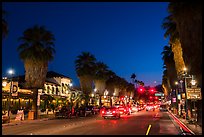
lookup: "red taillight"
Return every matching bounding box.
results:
[124,109,126,112]
[102,111,105,114]
[112,111,116,113]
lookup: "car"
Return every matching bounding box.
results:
[101,106,120,119]
[146,104,155,111]
[113,104,121,108]
[131,104,139,112]
[86,105,100,115]
[159,104,168,112]
[92,106,100,114]
[55,106,72,119]
[118,105,131,115]
[78,106,93,117]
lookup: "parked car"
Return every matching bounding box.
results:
[70,107,80,118]
[159,104,168,112]
[2,112,9,124]
[92,106,100,115]
[78,106,93,117]
[55,106,72,119]
[101,106,120,119]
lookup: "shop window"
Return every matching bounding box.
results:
[52,87,55,94]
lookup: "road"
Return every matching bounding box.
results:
[2,109,182,135]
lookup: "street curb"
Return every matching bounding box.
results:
[2,118,52,127]
[168,110,196,135]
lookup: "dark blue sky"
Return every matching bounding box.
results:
[2,2,169,87]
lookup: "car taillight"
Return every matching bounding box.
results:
[124,109,126,112]
[102,111,105,114]
[112,111,116,113]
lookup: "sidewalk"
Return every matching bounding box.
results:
[169,110,202,135]
[2,114,55,127]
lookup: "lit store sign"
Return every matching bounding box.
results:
[186,88,202,100]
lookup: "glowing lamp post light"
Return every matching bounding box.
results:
[175,81,179,111]
[69,83,73,87]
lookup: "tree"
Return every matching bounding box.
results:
[17,25,55,119]
[75,52,96,106]
[130,73,136,83]
[162,14,186,76]
[161,45,177,96]
[168,2,202,87]
[93,61,109,107]
[2,10,8,39]
[167,2,202,125]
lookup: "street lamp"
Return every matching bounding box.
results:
[69,83,73,88]
[175,81,179,113]
[7,68,15,123]
[182,67,194,120]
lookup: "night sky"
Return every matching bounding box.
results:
[2,2,169,87]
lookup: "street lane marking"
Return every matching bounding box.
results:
[146,125,151,135]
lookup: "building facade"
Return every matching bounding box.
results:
[2,71,82,114]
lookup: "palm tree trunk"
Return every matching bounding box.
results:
[171,39,186,76]
[31,88,38,119]
[99,94,102,107]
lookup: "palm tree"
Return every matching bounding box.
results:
[75,52,96,106]
[162,69,170,97]
[161,45,177,95]
[162,14,186,76]
[2,10,8,38]
[168,2,202,125]
[130,73,136,83]
[17,25,55,119]
[168,2,202,87]
[93,61,109,107]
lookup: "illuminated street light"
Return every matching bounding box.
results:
[175,81,179,113]
[182,67,194,120]
[69,83,73,87]
[94,88,97,92]
[8,69,14,75]
[91,93,94,97]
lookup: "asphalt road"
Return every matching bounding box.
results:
[2,109,182,135]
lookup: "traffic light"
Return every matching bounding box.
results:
[120,96,124,100]
[149,88,155,93]
[138,86,144,92]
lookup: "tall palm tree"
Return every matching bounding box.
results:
[161,45,177,95]
[105,70,117,94]
[93,61,109,107]
[75,52,96,106]
[162,14,186,76]
[168,2,202,87]
[162,68,170,97]
[17,25,55,119]
[2,10,8,38]
[168,2,202,125]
